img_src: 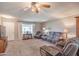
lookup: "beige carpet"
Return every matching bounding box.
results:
[3,39,54,56]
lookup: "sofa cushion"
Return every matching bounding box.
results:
[52,32,63,43]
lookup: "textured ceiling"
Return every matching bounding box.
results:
[0,2,79,22]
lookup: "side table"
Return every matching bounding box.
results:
[23,34,32,40]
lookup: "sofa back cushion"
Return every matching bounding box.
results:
[48,32,63,43]
[53,32,63,40]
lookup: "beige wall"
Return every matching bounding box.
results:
[16,22,22,40]
[0,17,3,25]
[34,22,43,34]
[44,16,76,38]
[0,16,76,39]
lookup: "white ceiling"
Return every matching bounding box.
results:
[0,2,79,22]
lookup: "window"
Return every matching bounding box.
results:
[22,24,34,34]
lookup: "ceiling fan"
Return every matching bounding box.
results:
[23,2,51,13]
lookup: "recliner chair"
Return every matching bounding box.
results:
[34,31,42,39]
[57,43,78,56]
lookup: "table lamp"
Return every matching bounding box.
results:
[64,28,69,39]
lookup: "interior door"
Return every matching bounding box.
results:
[3,22,15,40]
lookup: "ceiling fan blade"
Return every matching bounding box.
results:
[18,6,30,12]
[23,7,30,11]
[40,4,51,8]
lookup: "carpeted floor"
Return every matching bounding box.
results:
[2,39,54,56]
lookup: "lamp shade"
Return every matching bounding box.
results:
[64,28,69,33]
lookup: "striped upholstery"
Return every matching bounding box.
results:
[47,32,63,43]
[63,43,78,56]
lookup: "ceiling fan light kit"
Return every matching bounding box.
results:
[41,4,51,8]
[24,2,51,13]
